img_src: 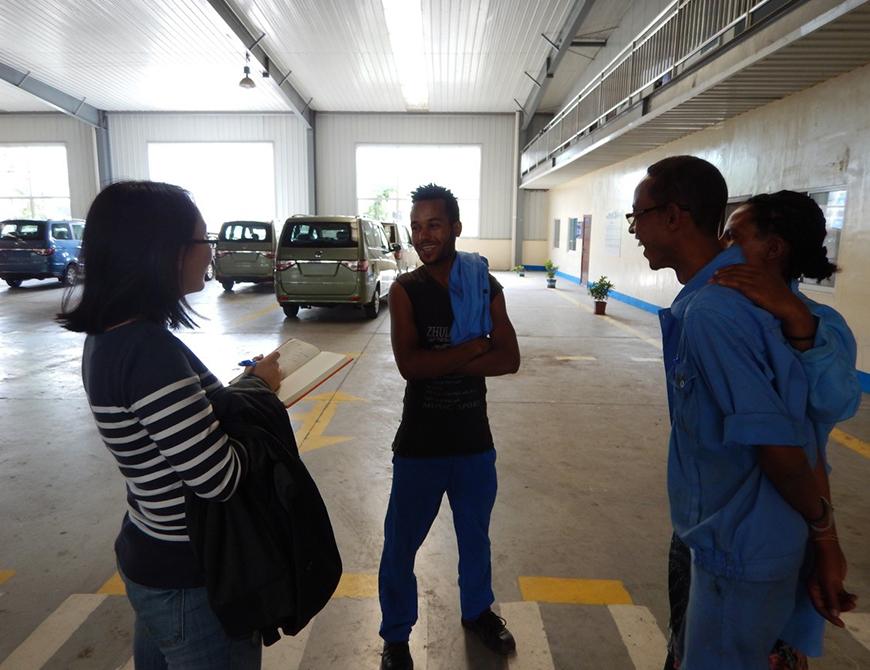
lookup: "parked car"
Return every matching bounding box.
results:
[274,216,398,319]
[381,221,420,273]
[0,218,85,288]
[214,220,275,291]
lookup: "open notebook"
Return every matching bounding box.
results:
[232,338,353,407]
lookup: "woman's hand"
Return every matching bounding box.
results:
[711,264,816,349]
[807,537,857,627]
[250,351,282,392]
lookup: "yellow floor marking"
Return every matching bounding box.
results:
[556,355,597,361]
[97,572,126,596]
[332,572,378,599]
[553,290,662,351]
[232,303,280,326]
[0,569,14,584]
[831,428,870,460]
[518,576,633,605]
[290,391,363,453]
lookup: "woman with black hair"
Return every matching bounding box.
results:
[661,190,860,669]
[59,180,280,669]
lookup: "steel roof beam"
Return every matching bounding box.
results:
[206,0,312,128]
[522,0,597,130]
[0,60,104,128]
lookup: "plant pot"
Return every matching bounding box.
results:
[594,300,607,315]
[517,271,525,277]
[546,277,557,288]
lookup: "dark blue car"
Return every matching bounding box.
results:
[0,219,85,288]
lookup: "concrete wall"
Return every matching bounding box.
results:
[547,62,870,373]
[107,113,310,220]
[0,113,98,219]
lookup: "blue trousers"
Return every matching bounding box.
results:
[682,562,799,670]
[379,450,498,642]
[120,570,262,670]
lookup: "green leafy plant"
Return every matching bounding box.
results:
[364,187,395,220]
[544,259,558,279]
[512,264,525,273]
[588,275,614,301]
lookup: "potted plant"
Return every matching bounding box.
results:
[544,260,558,288]
[588,275,614,314]
[512,264,525,277]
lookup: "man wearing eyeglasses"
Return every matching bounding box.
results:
[630,156,849,669]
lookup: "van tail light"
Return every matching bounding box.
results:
[340,260,369,272]
[215,250,231,258]
[33,248,55,256]
[275,260,296,271]
[262,251,275,259]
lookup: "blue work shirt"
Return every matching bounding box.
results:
[660,245,814,582]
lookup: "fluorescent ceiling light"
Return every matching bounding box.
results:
[382,0,428,110]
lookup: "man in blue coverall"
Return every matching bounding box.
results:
[629,156,854,669]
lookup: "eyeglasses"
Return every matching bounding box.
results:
[625,204,668,231]
[187,239,212,245]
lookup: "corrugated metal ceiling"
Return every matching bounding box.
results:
[0,0,589,114]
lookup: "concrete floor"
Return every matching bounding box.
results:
[1,272,868,670]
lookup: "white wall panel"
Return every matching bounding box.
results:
[316,113,514,239]
[107,113,309,219]
[0,113,98,218]
[522,189,549,241]
[548,62,870,371]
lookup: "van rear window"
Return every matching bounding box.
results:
[220,222,273,242]
[281,222,358,248]
[1,221,45,241]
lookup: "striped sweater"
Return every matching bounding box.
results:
[82,320,248,587]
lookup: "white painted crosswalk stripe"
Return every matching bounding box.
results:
[608,604,667,670]
[845,612,870,652]
[501,601,555,670]
[0,594,107,670]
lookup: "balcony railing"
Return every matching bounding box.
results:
[521,0,797,177]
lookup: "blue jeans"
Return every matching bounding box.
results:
[379,450,498,642]
[121,571,262,670]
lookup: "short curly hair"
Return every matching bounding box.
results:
[411,183,460,223]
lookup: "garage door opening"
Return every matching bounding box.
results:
[356,144,481,237]
[148,142,275,233]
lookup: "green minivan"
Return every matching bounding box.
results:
[214,220,276,291]
[274,216,399,319]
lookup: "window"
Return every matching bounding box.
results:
[50,222,72,240]
[148,143,275,233]
[220,222,272,242]
[554,219,560,248]
[281,221,358,248]
[71,222,85,240]
[805,189,846,289]
[568,217,580,251]
[0,144,71,220]
[356,145,482,237]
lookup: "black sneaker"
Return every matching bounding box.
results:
[462,609,517,655]
[380,641,414,670]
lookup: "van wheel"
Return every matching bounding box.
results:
[221,280,234,292]
[61,264,79,286]
[364,285,380,319]
[282,304,299,318]
[5,279,22,288]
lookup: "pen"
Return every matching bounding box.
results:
[238,359,257,367]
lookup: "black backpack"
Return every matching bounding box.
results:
[185,379,342,645]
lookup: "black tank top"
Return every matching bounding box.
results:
[392,266,502,458]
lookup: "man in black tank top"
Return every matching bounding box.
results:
[378,184,521,670]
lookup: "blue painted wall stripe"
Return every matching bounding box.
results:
[525,269,869,394]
